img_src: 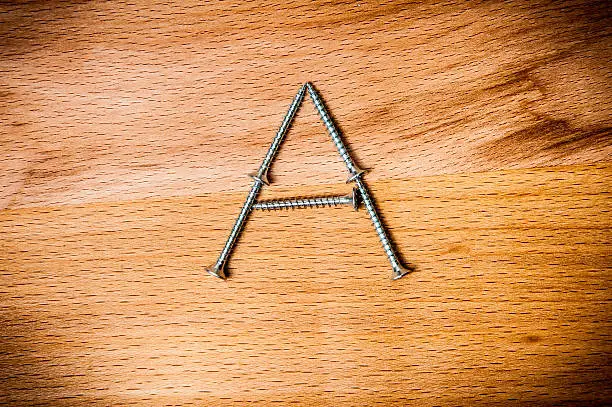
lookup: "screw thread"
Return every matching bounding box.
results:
[306,82,409,279]
[215,178,263,267]
[306,83,360,175]
[253,194,352,211]
[354,177,405,276]
[257,84,307,180]
[208,84,306,277]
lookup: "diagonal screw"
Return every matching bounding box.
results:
[253,188,361,211]
[205,84,306,279]
[306,82,412,280]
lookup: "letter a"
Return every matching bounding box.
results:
[206,82,411,280]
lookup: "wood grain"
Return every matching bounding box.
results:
[1,0,611,405]
[1,163,611,405]
[0,0,610,209]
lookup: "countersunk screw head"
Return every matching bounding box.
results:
[392,264,413,280]
[249,171,270,186]
[346,169,366,183]
[205,263,227,280]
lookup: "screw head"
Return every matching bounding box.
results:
[392,264,413,280]
[206,263,227,280]
[249,172,270,185]
[346,168,366,183]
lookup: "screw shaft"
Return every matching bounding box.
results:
[207,84,306,279]
[253,194,352,210]
[306,83,362,179]
[253,85,307,185]
[212,178,263,272]
[306,82,410,279]
[354,177,406,277]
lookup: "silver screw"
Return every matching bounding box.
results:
[205,84,307,279]
[248,85,307,186]
[306,82,412,280]
[306,83,365,183]
[253,188,360,211]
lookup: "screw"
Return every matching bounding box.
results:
[206,84,306,279]
[306,83,365,183]
[253,188,361,211]
[249,84,307,186]
[354,176,411,279]
[306,82,412,280]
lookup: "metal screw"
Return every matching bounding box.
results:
[306,83,365,183]
[248,85,307,186]
[205,84,306,279]
[306,82,412,280]
[253,188,361,211]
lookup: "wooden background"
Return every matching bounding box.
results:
[1,0,610,405]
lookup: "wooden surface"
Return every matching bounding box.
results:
[1,0,611,405]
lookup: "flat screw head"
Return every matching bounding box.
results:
[249,171,270,186]
[392,264,413,280]
[205,263,227,280]
[346,169,366,183]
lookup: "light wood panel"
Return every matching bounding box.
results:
[1,0,611,405]
[1,164,610,405]
[0,0,610,209]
